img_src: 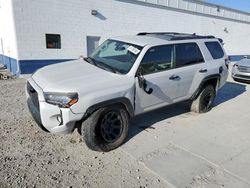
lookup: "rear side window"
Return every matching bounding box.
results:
[175,43,204,68]
[205,42,224,59]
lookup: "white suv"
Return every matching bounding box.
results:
[26,33,229,151]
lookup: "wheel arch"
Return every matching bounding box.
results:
[191,74,221,100]
[81,97,134,121]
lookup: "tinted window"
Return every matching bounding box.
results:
[205,42,224,59]
[140,45,174,74]
[175,43,204,68]
[46,34,61,49]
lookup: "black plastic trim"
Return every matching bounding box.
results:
[82,97,134,120]
[27,98,50,132]
[233,77,250,84]
[137,32,216,41]
[191,74,221,100]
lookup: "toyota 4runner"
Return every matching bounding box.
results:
[26,32,229,151]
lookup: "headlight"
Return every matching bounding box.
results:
[233,64,239,68]
[44,92,78,108]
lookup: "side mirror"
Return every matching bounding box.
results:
[137,71,153,95]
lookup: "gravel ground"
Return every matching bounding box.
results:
[0,79,168,188]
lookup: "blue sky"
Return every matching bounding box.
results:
[205,0,250,12]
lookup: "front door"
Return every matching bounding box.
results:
[135,44,178,114]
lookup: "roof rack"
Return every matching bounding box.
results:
[137,32,187,36]
[137,32,217,41]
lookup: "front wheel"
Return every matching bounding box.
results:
[191,85,216,113]
[81,105,129,152]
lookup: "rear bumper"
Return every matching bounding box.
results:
[26,78,84,134]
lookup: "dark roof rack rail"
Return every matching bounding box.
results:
[137,32,186,35]
[137,32,217,41]
[170,35,216,41]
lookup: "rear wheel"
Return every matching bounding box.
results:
[191,85,216,113]
[81,105,129,152]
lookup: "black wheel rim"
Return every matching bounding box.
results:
[202,92,213,111]
[100,111,123,143]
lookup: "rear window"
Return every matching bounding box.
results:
[205,42,224,59]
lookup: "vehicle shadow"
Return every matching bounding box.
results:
[126,81,246,142]
[126,101,191,142]
[214,81,246,106]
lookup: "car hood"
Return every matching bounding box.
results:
[236,59,250,67]
[32,59,131,93]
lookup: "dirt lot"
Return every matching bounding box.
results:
[1,74,250,188]
[0,79,168,188]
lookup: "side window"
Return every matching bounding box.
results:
[140,45,174,75]
[175,43,204,68]
[205,42,224,59]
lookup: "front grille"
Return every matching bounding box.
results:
[238,66,250,73]
[27,82,39,109]
[235,74,250,80]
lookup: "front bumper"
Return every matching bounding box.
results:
[27,97,49,132]
[26,78,84,134]
[232,67,250,82]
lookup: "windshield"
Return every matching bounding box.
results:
[89,39,143,74]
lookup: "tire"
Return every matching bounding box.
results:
[81,105,129,152]
[191,85,216,113]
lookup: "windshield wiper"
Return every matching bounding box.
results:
[84,57,120,74]
[84,57,97,66]
[100,64,120,74]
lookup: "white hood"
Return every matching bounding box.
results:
[32,59,130,93]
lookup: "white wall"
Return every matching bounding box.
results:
[136,0,250,23]
[0,0,19,60]
[11,0,250,61]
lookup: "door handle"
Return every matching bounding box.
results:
[199,69,208,73]
[169,75,180,80]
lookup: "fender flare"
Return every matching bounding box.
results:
[82,97,134,120]
[191,74,221,100]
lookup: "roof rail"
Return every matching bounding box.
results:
[170,35,216,41]
[137,32,188,36]
[137,32,217,41]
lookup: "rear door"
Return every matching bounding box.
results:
[173,43,206,99]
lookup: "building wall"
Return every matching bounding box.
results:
[8,0,250,73]
[0,0,19,75]
[136,0,250,23]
